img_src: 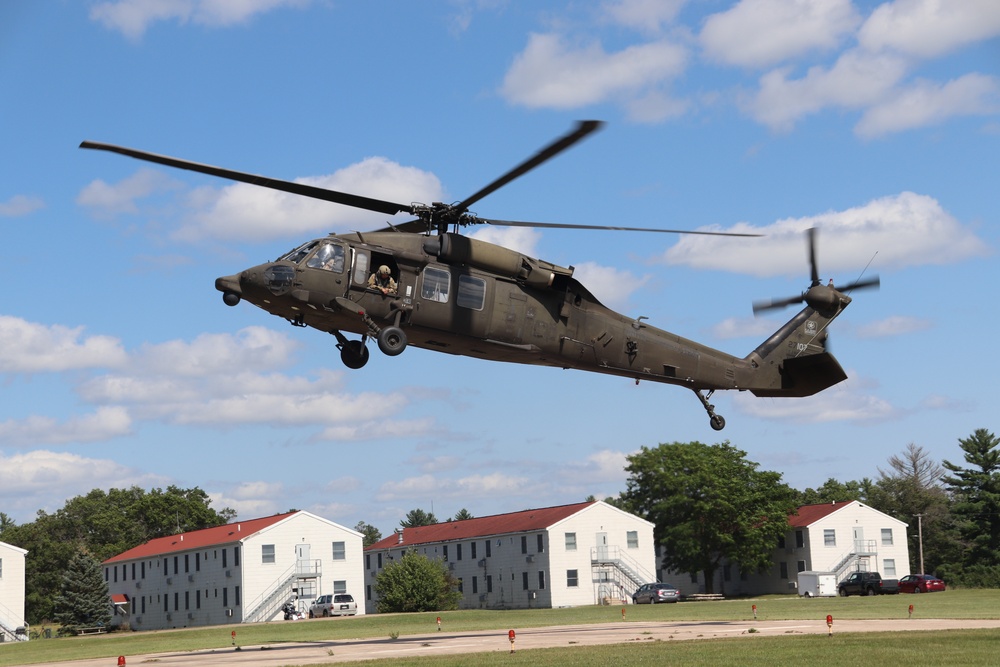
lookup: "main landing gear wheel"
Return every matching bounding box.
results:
[340,340,369,369]
[377,326,407,356]
[710,414,726,431]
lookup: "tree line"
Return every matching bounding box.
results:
[2,429,996,624]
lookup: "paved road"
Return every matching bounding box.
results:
[28,618,1000,667]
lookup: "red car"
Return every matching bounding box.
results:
[898,574,946,593]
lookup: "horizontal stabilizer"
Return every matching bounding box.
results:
[750,352,847,398]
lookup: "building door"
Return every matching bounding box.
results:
[296,544,311,575]
[595,532,608,561]
[852,527,865,553]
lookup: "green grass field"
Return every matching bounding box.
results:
[2,590,998,667]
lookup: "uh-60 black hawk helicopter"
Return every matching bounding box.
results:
[81,121,877,430]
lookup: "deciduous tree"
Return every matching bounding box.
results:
[622,441,797,594]
[374,550,460,613]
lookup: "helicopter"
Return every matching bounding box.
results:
[80,121,877,430]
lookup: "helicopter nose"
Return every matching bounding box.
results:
[216,273,243,306]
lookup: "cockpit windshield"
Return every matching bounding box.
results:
[278,241,318,264]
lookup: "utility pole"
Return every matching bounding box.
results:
[915,513,925,575]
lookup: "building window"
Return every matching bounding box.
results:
[778,535,786,549]
[881,528,893,546]
[824,529,836,547]
[234,547,240,567]
[538,571,546,590]
[332,541,346,560]
[884,559,896,576]
[457,543,463,561]
[443,545,449,561]
[471,541,477,559]
[627,531,639,549]
[185,591,190,610]
[222,548,227,568]
[779,562,788,579]
[522,572,529,590]
[795,530,804,548]
[486,540,492,558]
[223,588,228,607]
[378,553,383,569]
[458,578,464,593]
[334,580,347,594]
[365,554,371,570]
[521,536,528,554]
[472,576,478,594]
[174,556,179,575]
[196,590,201,609]
[262,544,275,564]
[797,560,807,572]
[366,584,372,601]
[565,533,577,551]
[537,534,544,553]
[235,585,241,606]
[567,570,579,587]
[185,554,190,573]
[487,575,493,593]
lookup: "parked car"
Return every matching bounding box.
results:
[632,583,680,604]
[837,571,899,596]
[309,593,358,617]
[898,574,946,593]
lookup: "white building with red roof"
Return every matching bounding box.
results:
[103,511,363,630]
[657,501,910,596]
[363,501,656,612]
[1,540,28,642]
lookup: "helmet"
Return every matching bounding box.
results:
[378,265,391,276]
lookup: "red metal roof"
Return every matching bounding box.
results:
[111,594,129,605]
[103,511,298,564]
[788,501,854,527]
[366,501,596,551]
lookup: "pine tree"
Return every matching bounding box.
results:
[942,428,1000,583]
[53,551,112,634]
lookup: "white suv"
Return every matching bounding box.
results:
[309,593,358,617]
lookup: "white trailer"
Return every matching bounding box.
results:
[797,571,837,597]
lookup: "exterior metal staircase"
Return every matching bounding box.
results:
[243,559,321,623]
[829,539,878,581]
[591,546,655,601]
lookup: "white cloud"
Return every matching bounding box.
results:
[734,374,895,423]
[855,315,932,339]
[0,407,133,446]
[747,50,909,132]
[571,261,649,311]
[712,316,780,340]
[602,0,686,34]
[374,472,533,503]
[701,0,860,68]
[855,73,1000,138]
[0,316,128,373]
[469,225,541,257]
[0,194,44,217]
[500,33,687,112]
[0,450,167,518]
[662,192,989,277]
[89,0,310,41]
[177,157,444,242]
[858,0,1000,59]
[77,168,182,218]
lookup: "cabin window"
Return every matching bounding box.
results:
[306,243,345,273]
[353,252,369,285]
[457,275,486,310]
[279,241,317,264]
[421,267,450,302]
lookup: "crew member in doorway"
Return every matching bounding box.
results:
[368,265,397,295]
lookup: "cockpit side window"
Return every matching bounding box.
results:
[279,241,318,264]
[306,243,345,273]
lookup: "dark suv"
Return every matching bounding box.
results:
[632,583,680,604]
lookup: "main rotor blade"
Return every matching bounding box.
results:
[483,218,763,237]
[752,295,805,315]
[454,120,604,213]
[79,141,414,217]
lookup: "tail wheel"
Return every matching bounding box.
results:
[377,326,407,356]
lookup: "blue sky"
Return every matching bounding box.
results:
[1,1,997,536]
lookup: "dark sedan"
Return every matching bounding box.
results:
[632,583,680,604]
[898,574,946,593]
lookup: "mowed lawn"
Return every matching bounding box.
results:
[2,590,998,667]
